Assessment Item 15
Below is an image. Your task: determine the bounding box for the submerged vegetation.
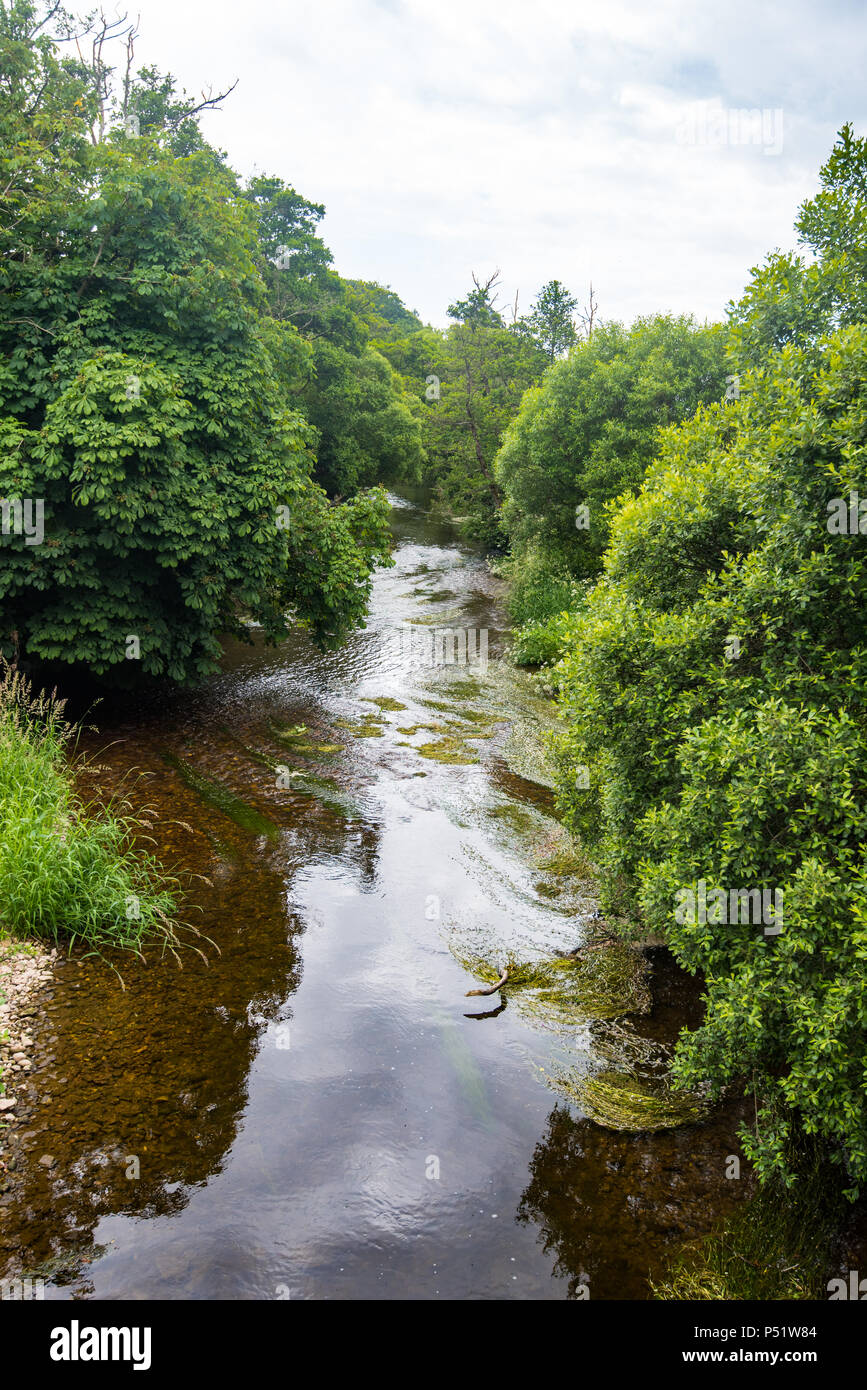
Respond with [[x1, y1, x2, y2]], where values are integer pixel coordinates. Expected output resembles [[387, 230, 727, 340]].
[[451, 943, 651, 1027], [653, 1138, 846, 1300]]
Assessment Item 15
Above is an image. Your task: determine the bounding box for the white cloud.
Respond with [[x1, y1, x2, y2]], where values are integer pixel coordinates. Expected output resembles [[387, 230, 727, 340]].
[[119, 0, 866, 326]]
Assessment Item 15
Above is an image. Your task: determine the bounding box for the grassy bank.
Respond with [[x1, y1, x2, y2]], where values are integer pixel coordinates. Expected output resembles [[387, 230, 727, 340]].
[[0, 664, 183, 958], [500, 549, 584, 668]]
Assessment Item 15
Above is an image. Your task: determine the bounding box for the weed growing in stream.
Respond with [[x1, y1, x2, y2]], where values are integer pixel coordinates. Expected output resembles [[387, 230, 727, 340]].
[[652, 1136, 846, 1299], [452, 944, 651, 1026]]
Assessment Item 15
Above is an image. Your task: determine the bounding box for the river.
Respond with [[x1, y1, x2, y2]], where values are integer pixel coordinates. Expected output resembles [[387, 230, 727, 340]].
[[0, 491, 751, 1300]]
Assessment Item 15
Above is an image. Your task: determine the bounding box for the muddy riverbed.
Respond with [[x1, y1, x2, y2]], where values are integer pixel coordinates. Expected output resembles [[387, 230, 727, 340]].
[[0, 492, 759, 1300]]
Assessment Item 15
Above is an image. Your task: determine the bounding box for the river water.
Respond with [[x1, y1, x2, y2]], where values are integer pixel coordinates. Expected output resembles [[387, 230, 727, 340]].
[[0, 491, 752, 1300]]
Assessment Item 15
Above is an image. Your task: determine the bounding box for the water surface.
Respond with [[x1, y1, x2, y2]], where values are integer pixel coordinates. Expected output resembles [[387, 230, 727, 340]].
[[0, 493, 752, 1300]]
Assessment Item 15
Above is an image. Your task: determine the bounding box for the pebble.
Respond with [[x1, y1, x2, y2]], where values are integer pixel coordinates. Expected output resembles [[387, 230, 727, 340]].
[[0, 940, 53, 1173]]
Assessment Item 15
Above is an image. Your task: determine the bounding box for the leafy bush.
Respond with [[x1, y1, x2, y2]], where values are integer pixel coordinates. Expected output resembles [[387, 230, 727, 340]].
[[553, 321, 867, 1189]]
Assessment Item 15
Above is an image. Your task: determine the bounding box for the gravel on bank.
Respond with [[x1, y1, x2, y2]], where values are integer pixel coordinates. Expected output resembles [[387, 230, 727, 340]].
[[0, 938, 56, 1137]]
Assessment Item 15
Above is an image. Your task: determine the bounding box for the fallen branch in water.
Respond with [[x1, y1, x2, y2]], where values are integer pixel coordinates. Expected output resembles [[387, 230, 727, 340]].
[[465, 966, 509, 997]]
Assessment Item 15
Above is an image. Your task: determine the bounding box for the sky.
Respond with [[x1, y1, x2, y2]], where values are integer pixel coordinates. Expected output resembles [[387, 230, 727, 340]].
[[91, 0, 867, 328]]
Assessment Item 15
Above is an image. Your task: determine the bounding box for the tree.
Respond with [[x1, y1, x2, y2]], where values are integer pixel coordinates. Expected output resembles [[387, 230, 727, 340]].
[[551, 130, 867, 1190], [0, 1, 393, 683], [728, 123, 867, 371], [243, 175, 423, 497], [496, 314, 728, 578], [518, 279, 578, 361]]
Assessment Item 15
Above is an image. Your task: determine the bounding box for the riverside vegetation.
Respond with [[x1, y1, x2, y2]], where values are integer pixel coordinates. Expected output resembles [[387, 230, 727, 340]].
[[1, 0, 865, 1299]]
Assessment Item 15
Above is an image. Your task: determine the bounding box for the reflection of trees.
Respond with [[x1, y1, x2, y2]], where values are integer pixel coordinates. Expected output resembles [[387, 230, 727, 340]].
[[517, 1099, 754, 1300], [0, 722, 382, 1288]]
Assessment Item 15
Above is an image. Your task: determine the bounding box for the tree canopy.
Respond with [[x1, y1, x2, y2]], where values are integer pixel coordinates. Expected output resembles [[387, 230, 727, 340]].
[[0, 0, 409, 682]]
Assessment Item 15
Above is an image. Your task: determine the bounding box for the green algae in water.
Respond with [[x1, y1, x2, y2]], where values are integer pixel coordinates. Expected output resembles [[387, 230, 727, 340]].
[[405, 612, 467, 627], [444, 720, 493, 740], [272, 723, 308, 742], [270, 724, 342, 756], [162, 753, 281, 839], [397, 720, 491, 743], [422, 700, 499, 727], [548, 1019, 707, 1132], [416, 737, 479, 765], [360, 697, 407, 713], [420, 589, 459, 603], [487, 803, 538, 834], [502, 719, 557, 790], [438, 1018, 492, 1125], [537, 841, 596, 878], [451, 945, 651, 1026], [221, 732, 357, 816], [552, 1070, 709, 1132], [440, 678, 483, 701], [276, 768, 362, 819], [335, 714, 385, 739]]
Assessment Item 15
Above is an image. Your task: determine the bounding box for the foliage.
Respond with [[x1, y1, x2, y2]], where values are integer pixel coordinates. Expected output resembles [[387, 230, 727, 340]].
[[505, 548, 584, 667], [0, 1, 397, 684], [496, 314, 729, 578], [728, 122, 867, 371], [516, 279, 579, 361], [415, 278, 544, 544], [302, 340, 423, 496], [552, 304, 867, 1185], [244, 176, 424, 496]]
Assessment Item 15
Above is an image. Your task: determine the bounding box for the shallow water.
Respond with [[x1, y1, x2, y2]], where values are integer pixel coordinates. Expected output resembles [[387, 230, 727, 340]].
[[0, 492, 754, 1300]]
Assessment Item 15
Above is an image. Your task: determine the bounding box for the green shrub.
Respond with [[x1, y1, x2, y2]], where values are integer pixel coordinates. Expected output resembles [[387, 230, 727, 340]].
[[506, 550, 584, 667], [553, 323, 867, 1189]]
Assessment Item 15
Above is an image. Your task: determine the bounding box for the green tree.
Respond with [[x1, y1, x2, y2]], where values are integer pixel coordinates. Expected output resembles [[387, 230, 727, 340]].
[[496, 314, 728, 578], [518, 279, 579, 361], [244, 175, 423, 496], [400, 273, 542, 545], [728, 123, 867, 370], [551, 130, 867, 1189], [0, 2, 393, 683]]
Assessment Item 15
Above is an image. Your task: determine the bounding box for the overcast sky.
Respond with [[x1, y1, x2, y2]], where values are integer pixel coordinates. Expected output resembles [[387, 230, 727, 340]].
[[113, 0, 865, 328]]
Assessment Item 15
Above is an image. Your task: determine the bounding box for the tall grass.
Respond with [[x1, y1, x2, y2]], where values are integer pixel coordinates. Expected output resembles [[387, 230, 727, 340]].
[[504, 548, 585, 668], [0, 663, 186, 959]]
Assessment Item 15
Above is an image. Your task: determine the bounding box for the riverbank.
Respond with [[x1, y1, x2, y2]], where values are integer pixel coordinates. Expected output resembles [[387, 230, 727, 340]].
[[0, 938, 56, 1143]]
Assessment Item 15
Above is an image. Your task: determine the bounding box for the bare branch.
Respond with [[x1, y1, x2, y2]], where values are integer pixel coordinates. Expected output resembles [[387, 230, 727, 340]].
[[580, 281, 599, 339], [166, 79, 239, 129]]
